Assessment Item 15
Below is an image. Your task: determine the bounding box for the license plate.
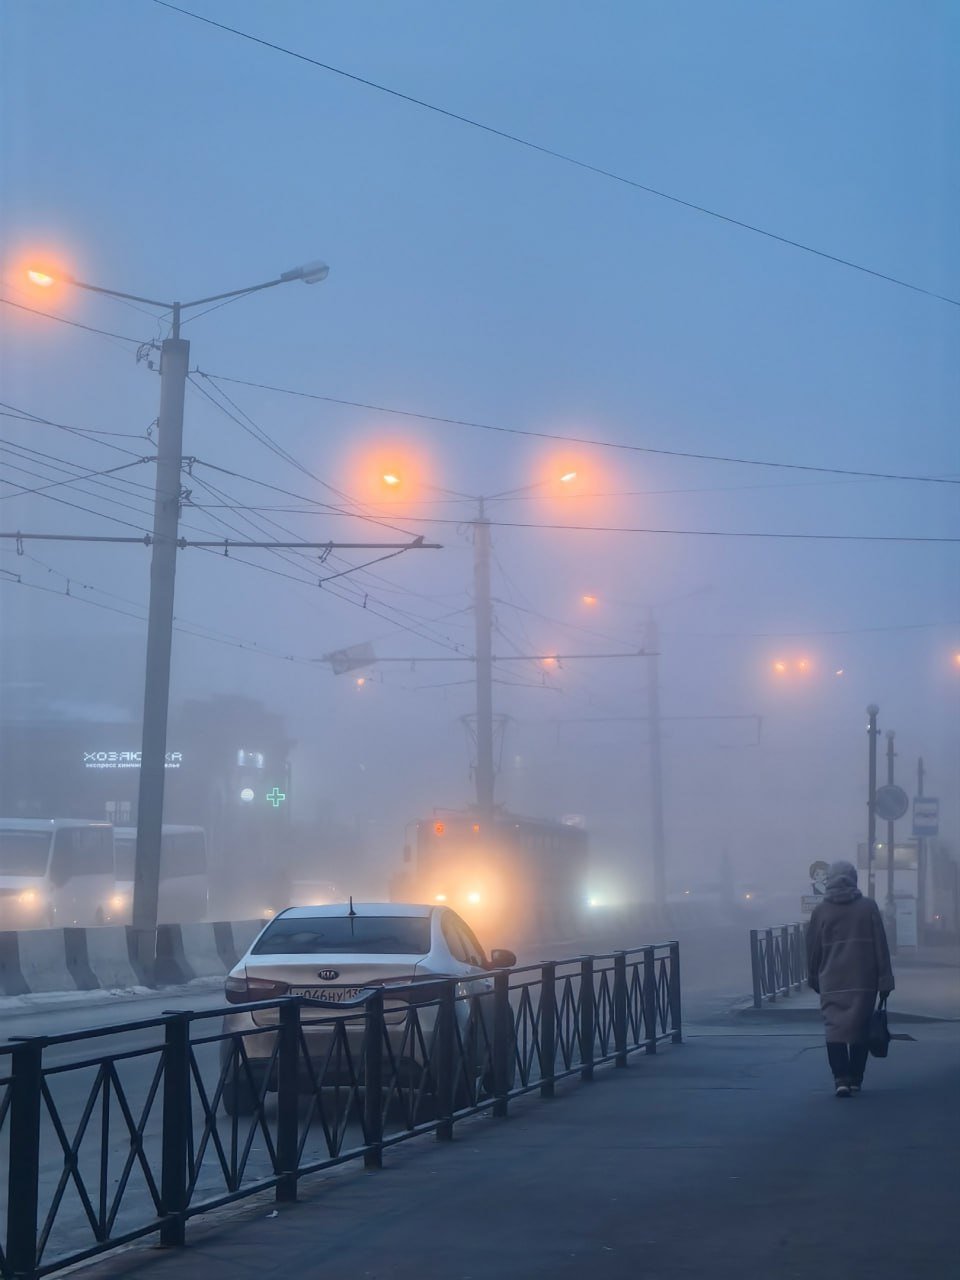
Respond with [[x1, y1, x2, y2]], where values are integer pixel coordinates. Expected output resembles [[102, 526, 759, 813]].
[[291, 986, 365, 1003]]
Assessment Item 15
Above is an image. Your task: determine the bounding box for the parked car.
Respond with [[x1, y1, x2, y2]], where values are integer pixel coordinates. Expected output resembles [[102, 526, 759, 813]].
[[220, 901, 516, 1115]]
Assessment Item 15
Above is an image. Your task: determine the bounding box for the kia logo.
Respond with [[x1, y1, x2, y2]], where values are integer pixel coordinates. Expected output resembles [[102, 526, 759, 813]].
[[318, 969, 339, 980]]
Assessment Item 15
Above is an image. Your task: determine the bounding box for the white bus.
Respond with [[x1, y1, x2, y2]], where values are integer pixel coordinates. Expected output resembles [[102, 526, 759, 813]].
[[0, 819, 115, 928], [112, 826, 208, 924]]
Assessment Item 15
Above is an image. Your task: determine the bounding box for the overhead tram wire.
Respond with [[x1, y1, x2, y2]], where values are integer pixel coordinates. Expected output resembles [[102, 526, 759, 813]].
[[188, 376, 472, 636], [0, 406, 155, 461], [183, 468, 470, 654], [200, 374, 960, 488], [0, 564, 319, 666], [152, 0, 959, 309], [187, 373, 418, 536], [0, 457, 154, 500]]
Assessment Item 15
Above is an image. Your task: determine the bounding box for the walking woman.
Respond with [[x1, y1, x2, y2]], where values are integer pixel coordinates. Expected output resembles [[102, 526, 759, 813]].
[[805, 860, 895, 1097]]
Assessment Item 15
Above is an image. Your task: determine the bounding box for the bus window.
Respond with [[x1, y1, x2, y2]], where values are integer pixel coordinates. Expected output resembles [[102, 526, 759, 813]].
[[161, 829, 207, 877], [52, 825, 114, 878], [0, 828, 52, 876]]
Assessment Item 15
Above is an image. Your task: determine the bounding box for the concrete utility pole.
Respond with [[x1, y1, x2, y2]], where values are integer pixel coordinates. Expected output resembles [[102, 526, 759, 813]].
[[916, 756, 926, 940], [131, 305, 188, 959], [866, 704, 880, 899], [472, 500, 496, 821], [30, 260, 331, 975], [645, 613, 666, 909], [884, 730, 898, 951]]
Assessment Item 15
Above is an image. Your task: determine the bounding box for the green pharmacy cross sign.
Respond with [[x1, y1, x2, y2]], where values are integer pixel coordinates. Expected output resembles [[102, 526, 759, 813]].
[[266, 787, 287, 808]]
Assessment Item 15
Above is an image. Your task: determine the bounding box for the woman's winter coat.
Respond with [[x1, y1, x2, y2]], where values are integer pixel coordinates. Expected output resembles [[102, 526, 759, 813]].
[[805, 895, 895, 1043]]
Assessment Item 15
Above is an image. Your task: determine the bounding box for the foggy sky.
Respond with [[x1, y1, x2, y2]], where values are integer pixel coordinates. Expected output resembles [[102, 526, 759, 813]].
[[1, 1, 957, 895]]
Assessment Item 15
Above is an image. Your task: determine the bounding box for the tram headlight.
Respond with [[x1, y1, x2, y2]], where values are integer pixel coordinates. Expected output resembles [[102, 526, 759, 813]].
[[466, 891, 482, 905]]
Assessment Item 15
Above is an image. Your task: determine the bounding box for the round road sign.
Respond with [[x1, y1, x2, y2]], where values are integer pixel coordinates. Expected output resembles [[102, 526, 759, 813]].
[[873, 784, 909, 822]]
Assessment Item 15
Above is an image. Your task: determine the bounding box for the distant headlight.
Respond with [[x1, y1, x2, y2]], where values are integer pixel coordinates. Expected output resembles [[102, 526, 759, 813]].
[[109, 894, 128, 911], [434, 893, 447, 903], [18, 890, 41, 906], [466, 891, 481, 905]]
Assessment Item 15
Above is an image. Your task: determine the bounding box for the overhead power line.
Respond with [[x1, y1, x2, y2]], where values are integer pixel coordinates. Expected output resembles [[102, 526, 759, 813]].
[[202, 373, 960, 488], [416, 517, 960, 544], [0, 456, 154, 500], [152, 0, 960, 309], [182, 453, 957, 545], [0, 295, 143, 344]]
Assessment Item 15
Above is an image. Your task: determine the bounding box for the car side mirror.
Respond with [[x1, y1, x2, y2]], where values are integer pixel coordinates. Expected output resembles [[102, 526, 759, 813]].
[[489, 948, 517, 969]]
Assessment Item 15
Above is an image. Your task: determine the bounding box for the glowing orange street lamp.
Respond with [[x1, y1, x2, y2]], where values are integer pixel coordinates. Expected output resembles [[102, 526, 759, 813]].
[[582, 594, 598, 606], [560, 471, 577, 483], [382, 473, 401, 487], [22, 256, 330, 953]]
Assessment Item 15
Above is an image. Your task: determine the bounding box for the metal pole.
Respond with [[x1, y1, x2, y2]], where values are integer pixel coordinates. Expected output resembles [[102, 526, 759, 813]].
[[473, 502, 495, 820], [885, 731, 898, 951], [132, 304, 189, 973], [646, 613, 666, 908], [916, 756, 926, 941], [866, 704, 880, 899]]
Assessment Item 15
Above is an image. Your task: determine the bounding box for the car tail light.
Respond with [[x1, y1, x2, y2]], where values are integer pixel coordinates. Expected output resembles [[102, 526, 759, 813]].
[[388, 976, 448, 1007], [224, 974, 290, 1004]]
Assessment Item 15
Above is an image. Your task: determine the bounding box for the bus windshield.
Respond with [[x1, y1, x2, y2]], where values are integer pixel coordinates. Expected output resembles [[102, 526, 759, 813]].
[[0, 829, 53, 876]]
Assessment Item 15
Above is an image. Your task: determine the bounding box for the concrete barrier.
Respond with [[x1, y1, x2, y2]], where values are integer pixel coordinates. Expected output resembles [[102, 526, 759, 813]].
[[0, 931, 28, 996], [213, 920, 239, 971], [64, 927, 100, 990], [0, 918, 270, 997], [86, 925, 144, 989], [230, 919, 267, 959], [179, 923, 228, 978], [17, 929, 78, 994], [154, 924, 195, 986]]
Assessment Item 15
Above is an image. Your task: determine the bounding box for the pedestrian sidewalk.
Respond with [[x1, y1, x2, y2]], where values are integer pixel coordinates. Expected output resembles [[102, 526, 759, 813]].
[[739, 944, 959, 1024], [75, 1014, 959, 1280]]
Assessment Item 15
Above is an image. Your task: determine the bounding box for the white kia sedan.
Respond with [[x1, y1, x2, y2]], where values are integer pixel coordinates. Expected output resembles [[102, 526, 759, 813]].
[[220, 902, 516, 1114]]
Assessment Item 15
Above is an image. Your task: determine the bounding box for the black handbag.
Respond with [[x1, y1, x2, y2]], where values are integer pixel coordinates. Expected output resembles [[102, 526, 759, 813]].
[[868, 995, 891, 1058]]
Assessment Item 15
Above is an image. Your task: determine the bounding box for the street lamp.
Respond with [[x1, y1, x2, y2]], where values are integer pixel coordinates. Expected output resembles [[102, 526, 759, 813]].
[[27, 259, 329, 971]]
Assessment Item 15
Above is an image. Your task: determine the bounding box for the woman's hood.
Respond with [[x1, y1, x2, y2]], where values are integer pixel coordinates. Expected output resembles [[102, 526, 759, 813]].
[[824, 860, 862, 905]]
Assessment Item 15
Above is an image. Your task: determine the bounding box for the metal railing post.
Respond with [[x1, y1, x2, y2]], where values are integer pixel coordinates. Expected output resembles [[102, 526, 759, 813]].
[[435, 979, 456, 1142], [160, 1013, 190, 1247], [275, 1001, 300, 1201], [613, 953, 628, 1067], [539, 962, 557, 1097], [780, 926, 791, 996], [795, 924, 805, 991], [643, 947, 658, 1054], [579, 956, 595, 1080], [492, 969, 511, 1117], [363, 990, 384, 1169], [765, 927, 777, 1002], [668, 941, 682, 1044], [6, 1038, 43, 1280], [749, 929, 762, 1007]]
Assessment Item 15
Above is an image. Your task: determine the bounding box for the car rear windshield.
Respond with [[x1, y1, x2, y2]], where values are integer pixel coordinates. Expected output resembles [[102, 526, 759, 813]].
[[252, 915, 431, 955]]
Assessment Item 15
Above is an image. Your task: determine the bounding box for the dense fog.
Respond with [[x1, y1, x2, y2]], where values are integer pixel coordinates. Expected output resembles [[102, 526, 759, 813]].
[[1, 1, 956, 928]]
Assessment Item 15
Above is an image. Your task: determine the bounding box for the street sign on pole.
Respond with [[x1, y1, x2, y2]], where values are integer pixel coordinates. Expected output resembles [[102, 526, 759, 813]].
[[873, 784, 908, 822], [912, 796, 939, 837]]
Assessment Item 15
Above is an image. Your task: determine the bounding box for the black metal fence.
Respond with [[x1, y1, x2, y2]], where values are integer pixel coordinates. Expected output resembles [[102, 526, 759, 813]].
[[0, 943, 680, 1279], [749, 924, 808, 1007]]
